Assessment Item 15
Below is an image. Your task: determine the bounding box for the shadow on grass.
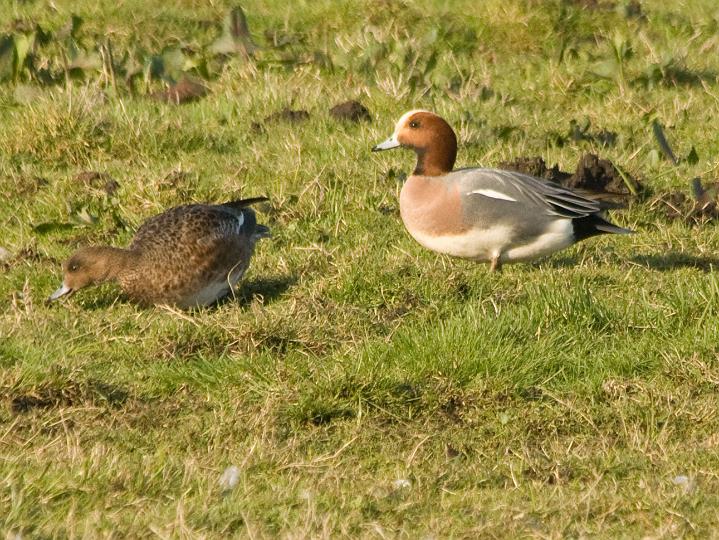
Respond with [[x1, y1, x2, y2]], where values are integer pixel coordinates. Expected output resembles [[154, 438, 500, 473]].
[[52, 287, 124, 311], [51, 274, 296, 311], [226, 274, 297, 307], [539, 256, 581, 269], [631, 253, 719, 272], [537, 253, 719, 272], [11, 378, 130, 414]]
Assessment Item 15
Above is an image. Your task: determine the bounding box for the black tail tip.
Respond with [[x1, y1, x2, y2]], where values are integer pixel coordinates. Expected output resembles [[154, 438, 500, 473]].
[[596, 224, 635, 235]]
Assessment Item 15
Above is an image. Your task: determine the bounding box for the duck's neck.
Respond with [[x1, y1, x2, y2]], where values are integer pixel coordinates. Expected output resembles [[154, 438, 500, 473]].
[[92, 246, 136, 283], [413, 135, 457, 176]]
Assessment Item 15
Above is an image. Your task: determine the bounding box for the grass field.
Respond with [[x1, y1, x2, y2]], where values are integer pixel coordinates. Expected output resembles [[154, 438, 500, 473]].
[[2, 0, 719, 537]]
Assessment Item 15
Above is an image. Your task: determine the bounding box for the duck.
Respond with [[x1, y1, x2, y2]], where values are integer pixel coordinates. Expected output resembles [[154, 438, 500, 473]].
[[372, 110, 632, 271], [48, 197, 270, 308]]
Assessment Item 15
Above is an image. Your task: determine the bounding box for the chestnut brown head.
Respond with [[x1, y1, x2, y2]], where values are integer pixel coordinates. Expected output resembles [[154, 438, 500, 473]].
[[372, 110, 458, 176]]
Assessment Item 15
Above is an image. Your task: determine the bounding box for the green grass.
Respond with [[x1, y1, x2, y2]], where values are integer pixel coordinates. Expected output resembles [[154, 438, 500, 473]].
[[2, 0, 719, 536]]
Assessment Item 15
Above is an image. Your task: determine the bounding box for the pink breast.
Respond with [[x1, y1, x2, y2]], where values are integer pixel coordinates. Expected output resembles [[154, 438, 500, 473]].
[[399, 176, 468, 236]]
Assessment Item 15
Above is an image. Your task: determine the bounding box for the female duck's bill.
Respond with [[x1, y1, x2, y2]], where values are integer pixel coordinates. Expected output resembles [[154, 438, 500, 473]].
[[372, 110, 633, 271], [47, 197, 271, 308], [48, 283, 73, 301]]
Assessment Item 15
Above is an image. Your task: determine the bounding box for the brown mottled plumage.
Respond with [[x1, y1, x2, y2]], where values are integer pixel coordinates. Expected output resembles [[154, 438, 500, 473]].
[[49, 198, 270, 308]]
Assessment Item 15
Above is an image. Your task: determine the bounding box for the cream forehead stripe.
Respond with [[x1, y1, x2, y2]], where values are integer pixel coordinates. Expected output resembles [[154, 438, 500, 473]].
[[393, 109, 433, 135]]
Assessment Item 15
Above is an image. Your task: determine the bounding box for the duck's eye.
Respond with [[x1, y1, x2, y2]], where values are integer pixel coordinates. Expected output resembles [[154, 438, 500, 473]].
[[69, 263, 79, 272], [409, 120, 420, 129]]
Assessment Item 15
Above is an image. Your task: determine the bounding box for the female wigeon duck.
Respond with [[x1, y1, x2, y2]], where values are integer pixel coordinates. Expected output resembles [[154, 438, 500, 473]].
[[372, 110, 632, 271], [49, 197, 270, 308]]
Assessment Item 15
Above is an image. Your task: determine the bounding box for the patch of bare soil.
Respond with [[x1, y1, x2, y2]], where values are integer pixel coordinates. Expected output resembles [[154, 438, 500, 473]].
[[75, 171, 120, 195], [252, 108, 310, 132], [6, 175, 49, 197], [650, 178, 719, 224]]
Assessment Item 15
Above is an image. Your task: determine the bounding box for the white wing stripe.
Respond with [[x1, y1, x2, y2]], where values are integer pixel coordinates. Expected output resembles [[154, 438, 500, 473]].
[[469, 189, 517, 202]]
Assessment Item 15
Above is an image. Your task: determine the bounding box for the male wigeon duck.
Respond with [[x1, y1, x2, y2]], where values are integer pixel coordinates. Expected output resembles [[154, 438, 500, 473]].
[[372, 110, 632, 271], [49, 197, 270, 308]]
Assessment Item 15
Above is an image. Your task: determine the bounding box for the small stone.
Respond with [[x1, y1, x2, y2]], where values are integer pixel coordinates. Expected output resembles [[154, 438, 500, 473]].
[[672, 475, 697, 494], [392, 478, 411, 490], [218, 465, 240, 492], [0, 246, 11, 263]]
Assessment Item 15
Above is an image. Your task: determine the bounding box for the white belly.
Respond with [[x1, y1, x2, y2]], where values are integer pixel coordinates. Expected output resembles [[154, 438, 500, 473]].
[[178, 270, 245, 308], [503, 219, 574, 262], [407, 225, 512, 260], [405, 218, 574, 263]]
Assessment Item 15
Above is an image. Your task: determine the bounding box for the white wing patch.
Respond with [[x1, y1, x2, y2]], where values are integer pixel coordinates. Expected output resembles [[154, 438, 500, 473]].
[[203, 211, 246, 242], [224, 211, 245, 236], [469, 189, 517, 202]]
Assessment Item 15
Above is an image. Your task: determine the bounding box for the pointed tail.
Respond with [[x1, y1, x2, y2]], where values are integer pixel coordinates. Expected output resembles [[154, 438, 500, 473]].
[[595, 222, 634, 235], [222, 196, 269, 210]]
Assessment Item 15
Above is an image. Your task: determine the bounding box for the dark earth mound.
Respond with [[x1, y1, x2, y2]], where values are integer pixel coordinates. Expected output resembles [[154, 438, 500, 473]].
[[565, 153, 633, 194], [329, 100, 371, 123], [498, 156, 571, 184], [498, 153, 640, 196], [152, 77, 208, 104]]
